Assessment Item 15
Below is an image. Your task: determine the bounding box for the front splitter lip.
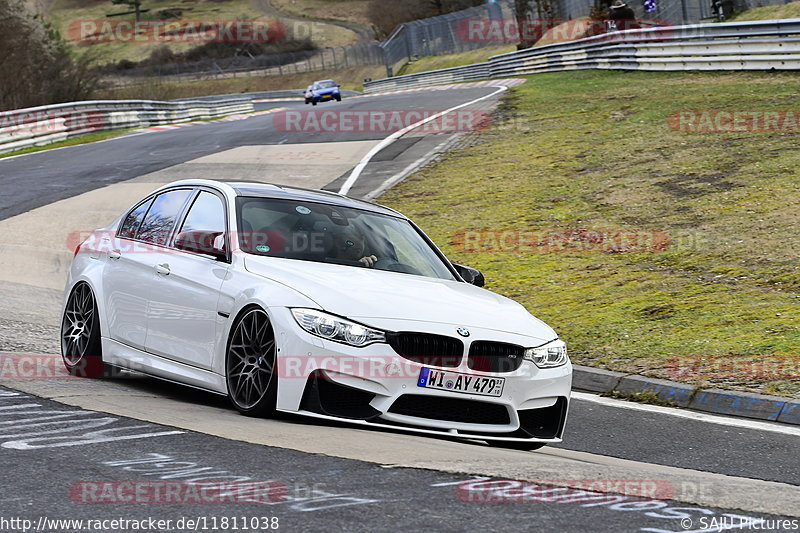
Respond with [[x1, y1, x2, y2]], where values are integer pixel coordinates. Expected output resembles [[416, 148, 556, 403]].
[[281, 408, 563, 444]]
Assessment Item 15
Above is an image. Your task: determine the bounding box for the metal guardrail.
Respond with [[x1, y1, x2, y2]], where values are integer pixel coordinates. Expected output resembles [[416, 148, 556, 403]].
[[0, 98, 253, 155], [363, 19, 800, 93], [363, 62, 491, 93], [176, 89, 361, 102]]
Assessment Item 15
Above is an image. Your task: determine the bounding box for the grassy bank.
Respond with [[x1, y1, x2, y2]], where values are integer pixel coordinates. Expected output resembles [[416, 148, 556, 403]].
[[271, 0, 371, 27], [398, 46, 515, 76], [96, 64, 384, 99], [48, 0, 360, 65], [379, 70, 800, 398], [0, 129, 135, 159], [728, 0, 800, 20]]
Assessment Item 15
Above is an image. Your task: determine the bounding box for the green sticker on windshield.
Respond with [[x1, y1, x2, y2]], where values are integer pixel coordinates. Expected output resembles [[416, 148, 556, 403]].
[[255, 244, 270, 253], [295, 206, 311, 215]]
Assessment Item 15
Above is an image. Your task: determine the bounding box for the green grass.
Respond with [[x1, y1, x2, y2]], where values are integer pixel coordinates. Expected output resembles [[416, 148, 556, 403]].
[[398, 46, 516, 76], [270, 0, 372, 27], [728, 0, 800, 21], [0, 128, 135, 159], [48, 0, 360, 65], [96, 64, 384, 99], [379, 70, 800, 398]]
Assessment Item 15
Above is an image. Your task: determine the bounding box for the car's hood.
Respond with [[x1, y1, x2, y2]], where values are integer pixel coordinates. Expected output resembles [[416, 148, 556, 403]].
[[313, 87, 338, 95], [244, 256, 556, 341]]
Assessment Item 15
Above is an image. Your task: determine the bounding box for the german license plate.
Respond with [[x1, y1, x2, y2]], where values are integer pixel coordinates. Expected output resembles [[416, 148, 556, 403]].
[[417, 368, 504, 397]]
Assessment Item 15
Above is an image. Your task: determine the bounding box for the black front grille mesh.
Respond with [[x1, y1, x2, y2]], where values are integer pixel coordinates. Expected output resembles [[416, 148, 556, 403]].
[[387, 332, 463, 368], [389, 394, 510, 425], [467, 341, 525, 373]]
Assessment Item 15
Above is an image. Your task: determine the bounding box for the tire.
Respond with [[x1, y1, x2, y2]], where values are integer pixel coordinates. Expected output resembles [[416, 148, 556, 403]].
[[488, 440, 546, 451], [61, 282, 106, 378], [335, 95, 341, 102], [226, 307, 278, 417], [311, 100, 317, 106], [304, 98, 310, 104]]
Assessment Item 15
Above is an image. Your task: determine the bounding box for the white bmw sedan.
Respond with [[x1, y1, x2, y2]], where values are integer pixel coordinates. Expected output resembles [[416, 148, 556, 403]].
[[62, 179, 571, 450]]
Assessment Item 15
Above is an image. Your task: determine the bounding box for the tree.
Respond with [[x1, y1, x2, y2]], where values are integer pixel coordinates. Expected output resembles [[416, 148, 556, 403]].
[[0, 0, 97, 110]]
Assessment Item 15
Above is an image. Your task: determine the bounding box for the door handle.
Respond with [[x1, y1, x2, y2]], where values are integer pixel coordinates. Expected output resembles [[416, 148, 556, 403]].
[[155, 263, 170, 276], [108, 249, 121, 260]]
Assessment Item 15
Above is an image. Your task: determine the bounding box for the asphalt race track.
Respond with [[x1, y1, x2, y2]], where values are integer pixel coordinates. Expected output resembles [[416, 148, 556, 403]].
[[0, 85, 797, 532]]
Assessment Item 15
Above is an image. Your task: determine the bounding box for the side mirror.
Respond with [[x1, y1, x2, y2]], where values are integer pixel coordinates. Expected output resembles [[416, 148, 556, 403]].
[[174, 231, 226, 260], [453, 263, 485, 287]]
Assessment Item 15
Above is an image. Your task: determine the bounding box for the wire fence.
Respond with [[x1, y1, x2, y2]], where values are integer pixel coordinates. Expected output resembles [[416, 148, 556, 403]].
[[112, 1, 516, 85], [383, 0, 515, 71], [110, 0, 789, 86], [111, 43, 387, 86]]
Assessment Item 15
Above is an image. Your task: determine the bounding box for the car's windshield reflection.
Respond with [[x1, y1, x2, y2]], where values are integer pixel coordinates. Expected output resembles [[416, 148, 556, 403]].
[[236, 197, 454, 280]]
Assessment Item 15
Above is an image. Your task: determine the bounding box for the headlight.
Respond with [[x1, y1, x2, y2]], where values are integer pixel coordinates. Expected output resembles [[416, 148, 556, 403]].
[[524, 339, 568, 368], [291, 308, 385, 347]]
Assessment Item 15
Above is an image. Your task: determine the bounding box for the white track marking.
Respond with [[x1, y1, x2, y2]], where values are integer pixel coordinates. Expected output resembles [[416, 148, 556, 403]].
[[337, 85, 509, 195], [572, 391, 800, 437]]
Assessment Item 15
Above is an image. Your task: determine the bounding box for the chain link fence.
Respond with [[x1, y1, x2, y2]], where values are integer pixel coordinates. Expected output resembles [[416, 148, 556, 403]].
[[111, 43, 387, 86], [112, 1, 516, 85], [110, 0, 787, 86], [383, 0, 515, 68]]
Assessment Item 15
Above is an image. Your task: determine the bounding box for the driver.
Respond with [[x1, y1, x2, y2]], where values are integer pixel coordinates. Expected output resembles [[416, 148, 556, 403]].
[[332, 229, 377, 267]]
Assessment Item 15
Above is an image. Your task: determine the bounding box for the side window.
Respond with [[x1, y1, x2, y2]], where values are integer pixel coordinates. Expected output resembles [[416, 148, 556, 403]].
[[136, 189, 192, 246], [178, 191, 226, 236], [118, 198, 153, 239]]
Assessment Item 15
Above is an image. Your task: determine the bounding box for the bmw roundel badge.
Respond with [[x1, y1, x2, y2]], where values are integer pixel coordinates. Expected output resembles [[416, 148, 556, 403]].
[[456, 327, 470, 337]]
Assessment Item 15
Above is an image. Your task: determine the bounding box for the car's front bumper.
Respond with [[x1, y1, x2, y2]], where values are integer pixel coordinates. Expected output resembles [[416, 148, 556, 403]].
[[269, 308, 571, 443]]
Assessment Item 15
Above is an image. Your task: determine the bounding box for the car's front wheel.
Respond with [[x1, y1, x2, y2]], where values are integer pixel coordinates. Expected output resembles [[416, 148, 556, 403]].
[[61, 282, 105, 378], [311, 100, 317, 106], [226, 307, 278, 417]]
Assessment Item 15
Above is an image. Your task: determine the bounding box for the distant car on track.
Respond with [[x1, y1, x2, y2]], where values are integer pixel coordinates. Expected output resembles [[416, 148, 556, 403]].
[[304, 79, 342, 105], [61, 180, 571, 450]]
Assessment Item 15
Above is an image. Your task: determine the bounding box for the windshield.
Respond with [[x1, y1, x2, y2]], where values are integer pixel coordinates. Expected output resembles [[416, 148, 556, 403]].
[[236, 197, 455, 280], [314, 81, 336, 89]]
